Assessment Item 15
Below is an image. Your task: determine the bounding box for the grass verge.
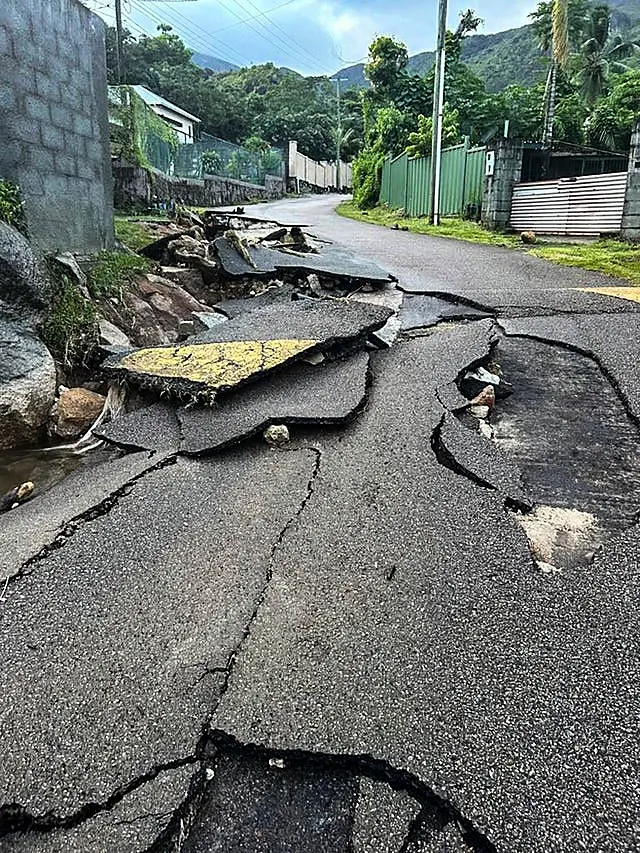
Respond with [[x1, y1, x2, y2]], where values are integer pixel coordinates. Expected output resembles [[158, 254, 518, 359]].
[[337, 201, 520, 248], [338, 201, 640, 285], [530, 240, 640, 285]]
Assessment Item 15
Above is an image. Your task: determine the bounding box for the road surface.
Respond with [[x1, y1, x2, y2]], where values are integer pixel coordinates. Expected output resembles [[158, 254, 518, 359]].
[[1, 195, 640, 853]]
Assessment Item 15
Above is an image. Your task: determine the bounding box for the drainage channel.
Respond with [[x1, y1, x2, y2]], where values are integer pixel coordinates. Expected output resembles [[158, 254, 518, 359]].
[[458, 334, 640, 571]]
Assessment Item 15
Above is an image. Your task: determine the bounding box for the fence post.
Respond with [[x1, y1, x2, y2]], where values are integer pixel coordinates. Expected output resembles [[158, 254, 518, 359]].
[[460, 135, 470, 215], [482, 138, 524, 231], [621, 120, 640, 242]]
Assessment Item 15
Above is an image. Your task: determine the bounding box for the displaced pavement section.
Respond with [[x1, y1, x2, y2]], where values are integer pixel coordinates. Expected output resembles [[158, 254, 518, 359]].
[[179, 353, 370, 456], [209, 328, 640, 852], [0, 447, 318, 843], [102, 300, 391, 400]]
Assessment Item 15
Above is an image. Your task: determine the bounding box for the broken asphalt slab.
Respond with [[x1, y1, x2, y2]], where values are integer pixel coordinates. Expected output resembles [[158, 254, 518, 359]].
[[102, 300, 392, 399], [213, 236, 395, 286], [0, 447, 318, 831], [435, 412, 532, 510], [0, 450, 170, 584], [399, 294, 493, 331], [179, 353, 370, 456], [95, 402, 182, 454], [500, 313, 640, 422], [3, 765, 194, 853], [209, 327, 640, 852]]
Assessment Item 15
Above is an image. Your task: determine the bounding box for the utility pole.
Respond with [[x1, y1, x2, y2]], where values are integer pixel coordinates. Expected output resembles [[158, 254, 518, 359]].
[[115, 0, 124, 83], [332, 76, 348, 192], [429, 0, 448, 225]]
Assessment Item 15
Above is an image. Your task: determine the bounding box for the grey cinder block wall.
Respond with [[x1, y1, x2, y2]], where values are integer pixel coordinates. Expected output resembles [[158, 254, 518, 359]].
[[0, 0, 114, 251], [621, 120, 640, 242], [482, 139, 524, 231]]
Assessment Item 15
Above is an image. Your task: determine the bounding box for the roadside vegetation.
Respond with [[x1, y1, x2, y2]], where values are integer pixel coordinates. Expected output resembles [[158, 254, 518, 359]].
[[337, 202, 520, 247], [338, 201, 640, 284], [531, 239, 640, 283], [351, 3, 640, 210]]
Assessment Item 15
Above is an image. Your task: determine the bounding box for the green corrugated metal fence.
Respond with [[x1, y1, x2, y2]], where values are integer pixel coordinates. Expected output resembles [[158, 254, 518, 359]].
[[380, 141, 486, 217]]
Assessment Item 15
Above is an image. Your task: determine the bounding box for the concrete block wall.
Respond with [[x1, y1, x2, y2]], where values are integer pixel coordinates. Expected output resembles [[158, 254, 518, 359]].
[[482, 139, 524, 231], [0, 0, 114, 251], [621, 121, 640, 242]]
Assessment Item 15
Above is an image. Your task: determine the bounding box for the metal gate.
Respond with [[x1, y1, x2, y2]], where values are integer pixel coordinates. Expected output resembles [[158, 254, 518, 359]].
[[510, 172, 628, 236]]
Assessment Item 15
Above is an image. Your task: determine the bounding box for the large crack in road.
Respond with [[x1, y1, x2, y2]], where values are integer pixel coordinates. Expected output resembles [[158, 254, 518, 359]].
[[4, 197, 640, 852]]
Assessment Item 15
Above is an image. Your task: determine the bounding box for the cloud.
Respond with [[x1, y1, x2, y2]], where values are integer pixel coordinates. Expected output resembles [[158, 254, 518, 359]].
[[92, 0, 536, 75]]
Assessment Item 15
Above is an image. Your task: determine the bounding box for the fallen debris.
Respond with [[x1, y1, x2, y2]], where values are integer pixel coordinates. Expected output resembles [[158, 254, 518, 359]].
[[264, 424, 290, 447]]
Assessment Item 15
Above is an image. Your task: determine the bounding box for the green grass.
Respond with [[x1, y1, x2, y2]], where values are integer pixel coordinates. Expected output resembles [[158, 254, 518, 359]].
[[530, 240, 640, 285], [337, 201, 521, 248], [88, 251, 152, 300], [114, 216, 162, 252], [338, 201, 640, 285]]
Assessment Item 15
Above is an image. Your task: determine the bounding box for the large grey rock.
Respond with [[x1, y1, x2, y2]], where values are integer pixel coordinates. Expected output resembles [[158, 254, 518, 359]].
[[0, 221, 52, 316], [0, 314, 56, 450]]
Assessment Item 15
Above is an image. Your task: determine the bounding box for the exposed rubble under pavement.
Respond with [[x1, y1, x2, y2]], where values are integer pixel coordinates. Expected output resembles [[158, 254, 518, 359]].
[[3, 201, 640, 852]]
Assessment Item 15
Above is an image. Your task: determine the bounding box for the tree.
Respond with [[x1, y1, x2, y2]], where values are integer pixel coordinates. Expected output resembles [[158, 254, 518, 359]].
[[364, 36, 409, 98], [530, 0, 589, 144], [405, 109, 460, 159], [585, 68, 640, 150], [578, 5, 640, 104]]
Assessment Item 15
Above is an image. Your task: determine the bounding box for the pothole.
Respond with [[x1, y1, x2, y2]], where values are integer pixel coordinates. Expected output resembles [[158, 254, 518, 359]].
[[490, 336, 640, 570]]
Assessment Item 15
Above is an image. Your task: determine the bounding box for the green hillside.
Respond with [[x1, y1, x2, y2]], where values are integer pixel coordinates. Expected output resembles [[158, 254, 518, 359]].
[[337, 0, 640, 92]]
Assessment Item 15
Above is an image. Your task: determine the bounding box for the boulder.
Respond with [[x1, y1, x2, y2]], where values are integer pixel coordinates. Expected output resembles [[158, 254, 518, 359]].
[[0, 313, 56, 449], [102, 274, 210, 347], [0, 221, 52, 317], [53, 387, 106, 438], [99, 317, 131, 348]]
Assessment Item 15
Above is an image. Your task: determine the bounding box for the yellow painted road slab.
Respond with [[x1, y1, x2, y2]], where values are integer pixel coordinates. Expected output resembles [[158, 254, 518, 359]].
[[578, 287, 640, 304], [115, 339, 319, 395]]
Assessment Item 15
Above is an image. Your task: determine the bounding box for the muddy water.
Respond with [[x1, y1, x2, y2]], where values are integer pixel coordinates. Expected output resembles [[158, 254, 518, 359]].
[[0, 447, 89, 499]]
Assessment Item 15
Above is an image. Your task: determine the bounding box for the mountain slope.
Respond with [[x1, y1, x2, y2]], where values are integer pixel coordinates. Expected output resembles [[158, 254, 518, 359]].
[[190, 51, 239, 74], [336, 0, 640, 92]]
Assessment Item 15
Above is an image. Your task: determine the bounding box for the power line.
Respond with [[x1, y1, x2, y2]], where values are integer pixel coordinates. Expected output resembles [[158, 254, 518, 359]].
[[126, 0, 254, 66], [151, 0, 323, 72], [225, 0, 330, 70]]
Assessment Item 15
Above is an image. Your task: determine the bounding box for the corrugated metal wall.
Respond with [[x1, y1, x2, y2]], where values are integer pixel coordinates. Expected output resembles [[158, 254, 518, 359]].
[[380, 143, 486, 216], [510, 172, 628, 236]]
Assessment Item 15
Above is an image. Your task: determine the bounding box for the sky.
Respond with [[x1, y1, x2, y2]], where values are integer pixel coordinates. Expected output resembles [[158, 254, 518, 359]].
[[90, 0, 537, 76]]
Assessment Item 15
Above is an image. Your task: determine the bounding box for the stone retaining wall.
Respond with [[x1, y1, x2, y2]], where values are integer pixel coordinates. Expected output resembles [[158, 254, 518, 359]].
[[113, 162, 285, 210]]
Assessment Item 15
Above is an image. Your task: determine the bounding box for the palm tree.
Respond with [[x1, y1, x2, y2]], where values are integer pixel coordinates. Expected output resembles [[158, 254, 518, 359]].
[[541, 0, 571, 144], [578, 5, 640, 104], [530, 0, 588, 145]]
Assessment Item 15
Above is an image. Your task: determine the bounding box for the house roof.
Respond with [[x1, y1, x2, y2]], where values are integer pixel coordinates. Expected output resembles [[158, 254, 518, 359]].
[[131, 85, 201, 123]]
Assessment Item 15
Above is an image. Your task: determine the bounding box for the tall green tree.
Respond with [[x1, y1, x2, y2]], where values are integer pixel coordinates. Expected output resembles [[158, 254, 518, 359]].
[[578, 4, 640, 103]]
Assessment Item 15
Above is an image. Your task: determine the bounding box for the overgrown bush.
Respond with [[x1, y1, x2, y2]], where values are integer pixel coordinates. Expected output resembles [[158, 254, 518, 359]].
[[0, 179, 26, 233], [352, 147, 385, 209], [42, 273, 98, 368]]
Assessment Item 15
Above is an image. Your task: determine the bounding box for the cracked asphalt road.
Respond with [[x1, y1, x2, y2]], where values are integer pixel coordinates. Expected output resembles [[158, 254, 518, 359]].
[[2, 195, 640, 852]]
